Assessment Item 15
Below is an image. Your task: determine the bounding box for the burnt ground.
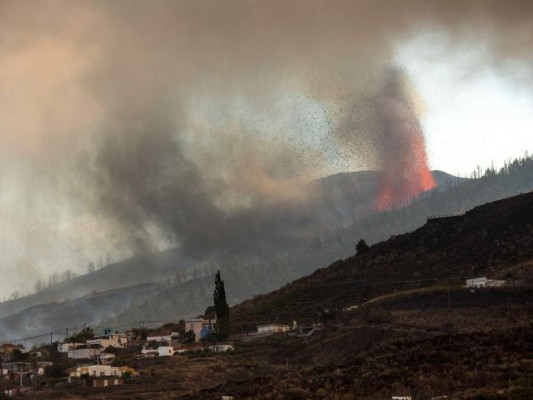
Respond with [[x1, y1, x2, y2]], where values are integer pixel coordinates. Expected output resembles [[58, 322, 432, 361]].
[[23, 290, 533, 400], [20, 193, 533, 400]]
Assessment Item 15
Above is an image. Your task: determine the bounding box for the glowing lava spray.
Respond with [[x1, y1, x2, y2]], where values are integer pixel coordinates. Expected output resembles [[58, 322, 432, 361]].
[[375, 69, 436, 211]]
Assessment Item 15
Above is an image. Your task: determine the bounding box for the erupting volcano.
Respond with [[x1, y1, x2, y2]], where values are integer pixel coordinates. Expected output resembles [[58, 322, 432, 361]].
[[375, 69, 436, 211]]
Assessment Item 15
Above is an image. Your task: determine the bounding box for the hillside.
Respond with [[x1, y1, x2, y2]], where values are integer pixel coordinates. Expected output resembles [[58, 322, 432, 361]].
[[101, 164, 533, 329], [2, 160, 532, 338], [232, 190, 533, 326], [0, 248, 197, 319], [18, 192, 533, 400], [0, 283, 166, 342], [0, 170, 458, 320]]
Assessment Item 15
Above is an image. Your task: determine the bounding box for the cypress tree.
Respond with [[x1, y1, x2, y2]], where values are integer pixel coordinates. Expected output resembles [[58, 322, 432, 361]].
[[213, 270, 230, 339]]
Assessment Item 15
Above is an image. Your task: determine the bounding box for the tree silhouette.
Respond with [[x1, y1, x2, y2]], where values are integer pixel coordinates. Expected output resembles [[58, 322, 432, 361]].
[[355, 239, 370, 256], [69, 325, 95, 343], [213, 270, 230, 340]]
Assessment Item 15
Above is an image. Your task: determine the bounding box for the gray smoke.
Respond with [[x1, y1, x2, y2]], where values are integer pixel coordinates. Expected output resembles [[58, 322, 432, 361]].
[[1, 0, 533, 291]]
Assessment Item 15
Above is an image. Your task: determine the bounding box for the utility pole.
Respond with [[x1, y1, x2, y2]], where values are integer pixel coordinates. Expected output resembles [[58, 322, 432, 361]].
[[66, 328, 69, 341], [50, 332, 53, 345]]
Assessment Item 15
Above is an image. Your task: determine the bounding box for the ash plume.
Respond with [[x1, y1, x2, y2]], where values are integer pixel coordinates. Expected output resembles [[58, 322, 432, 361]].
[[1, 0, 533, 292]]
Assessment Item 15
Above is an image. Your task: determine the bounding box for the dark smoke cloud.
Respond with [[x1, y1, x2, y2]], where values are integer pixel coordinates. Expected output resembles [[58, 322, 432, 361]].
[[89, 119, 232, 256], [2, 0, 533, 288]]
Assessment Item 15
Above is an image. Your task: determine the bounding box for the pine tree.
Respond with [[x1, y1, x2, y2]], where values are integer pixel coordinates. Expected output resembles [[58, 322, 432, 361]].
[[213, 270, 230, 339], [355, 239, 370, 256]]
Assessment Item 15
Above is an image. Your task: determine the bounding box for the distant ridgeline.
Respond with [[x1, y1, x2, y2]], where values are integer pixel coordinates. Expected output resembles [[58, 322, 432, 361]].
[[103, 153, 533, 328], [1, 153, 532, 339]]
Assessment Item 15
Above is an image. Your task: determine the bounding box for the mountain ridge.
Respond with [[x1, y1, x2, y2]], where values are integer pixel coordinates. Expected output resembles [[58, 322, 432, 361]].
[[1, 161, 532, 340]]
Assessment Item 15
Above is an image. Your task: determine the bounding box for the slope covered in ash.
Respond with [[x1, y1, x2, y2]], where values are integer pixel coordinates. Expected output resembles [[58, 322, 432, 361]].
[[232, 190, 533, 326]]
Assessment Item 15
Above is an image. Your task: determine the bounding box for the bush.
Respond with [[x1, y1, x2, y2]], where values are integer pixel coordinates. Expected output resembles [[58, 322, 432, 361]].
[[44, 364, 66, 378]]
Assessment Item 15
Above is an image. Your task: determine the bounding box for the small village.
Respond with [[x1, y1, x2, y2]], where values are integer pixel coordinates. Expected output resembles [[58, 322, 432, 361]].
[[0, 311, 320, 398], [0, 276, 511, 399]]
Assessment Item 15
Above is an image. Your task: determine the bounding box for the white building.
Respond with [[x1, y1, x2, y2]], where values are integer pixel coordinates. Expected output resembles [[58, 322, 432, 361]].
[[67, 345, 102, 360], [69, 365, 134, 378], [257, 324, 291, 334], [57, 342, 84, 353], [465, 277, 506, 288], [140, 345, 174, 357], [86, 334, 128, 349], [157, 346, 174, 357], [209, 344, 234, 352], [146, 332, 175, 342], [184, 318, 204, 341]]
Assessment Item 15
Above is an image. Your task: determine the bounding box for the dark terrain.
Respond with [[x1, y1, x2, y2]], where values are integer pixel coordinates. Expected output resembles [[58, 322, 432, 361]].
[[232, 191, 533, 327], [22, 191, 533, 400]]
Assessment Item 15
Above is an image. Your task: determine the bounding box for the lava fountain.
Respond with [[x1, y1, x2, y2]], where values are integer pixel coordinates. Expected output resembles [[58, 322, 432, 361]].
[[375, 69, 436, 211]]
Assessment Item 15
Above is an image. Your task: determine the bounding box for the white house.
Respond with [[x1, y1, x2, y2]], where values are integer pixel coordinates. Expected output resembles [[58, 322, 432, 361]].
[[257, 324, 291, 334], [146, 332, 180, 342], [86, 334, 128, 349], [184, 318, 203, 341], [57, 342, 84, 353], [69, 365, 135, 378], [157, 346, 174, 357], [209, 344, 234, 352], [465, 277, 506, 288], [140, 345, 174, 357], [67, 345, 102, 360]]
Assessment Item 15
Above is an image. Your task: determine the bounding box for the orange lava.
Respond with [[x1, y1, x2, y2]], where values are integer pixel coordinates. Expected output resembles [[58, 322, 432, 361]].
[[375, 129, 436, 211]]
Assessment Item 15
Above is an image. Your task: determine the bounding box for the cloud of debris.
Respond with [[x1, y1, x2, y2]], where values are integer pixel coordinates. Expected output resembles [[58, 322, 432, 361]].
[[1, 0, 533, 292]]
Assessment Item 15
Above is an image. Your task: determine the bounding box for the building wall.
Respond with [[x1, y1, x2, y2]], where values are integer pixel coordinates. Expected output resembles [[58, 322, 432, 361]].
[[67, 348, 101, 360], [87, 334, 127, 349], [157, 346, 174, 356], [466, 277, 506, 288], [257, 324, 290, 334], [209, 345, 234, 352], [71, 365, 134, 378], [86, 378, 124, 387], [185, 319, 203, 342], [147, 335, 172, 342]]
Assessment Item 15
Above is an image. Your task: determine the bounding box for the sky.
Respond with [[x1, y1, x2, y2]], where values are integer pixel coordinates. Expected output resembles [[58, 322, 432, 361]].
[[0, 0, 532, 299], [396, 32, 533, 174]]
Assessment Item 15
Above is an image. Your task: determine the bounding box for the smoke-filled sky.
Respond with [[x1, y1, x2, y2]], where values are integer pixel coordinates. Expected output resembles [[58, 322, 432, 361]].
[[1, 0, 532, 298]]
